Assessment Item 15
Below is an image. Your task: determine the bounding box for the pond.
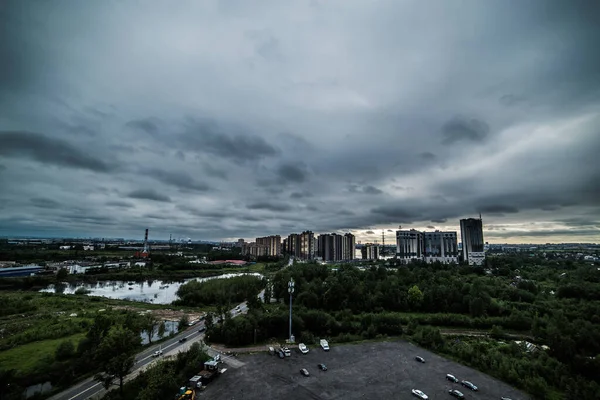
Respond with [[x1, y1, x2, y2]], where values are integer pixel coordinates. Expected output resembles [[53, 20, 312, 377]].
[[40, 272, 263, 304]]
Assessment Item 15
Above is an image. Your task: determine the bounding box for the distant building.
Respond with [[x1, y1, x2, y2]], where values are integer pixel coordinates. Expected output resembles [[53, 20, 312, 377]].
[[361, 243, 379, 260], [236, 238, 245, 248], [317, 233, 355, 261], [460, 218, 485, 266], [243, 235, 281, 257], [396, 229, 458, 264], [284, 231, 315, 260], [423, 231, 458, 264], [396, 229, 424, 263]]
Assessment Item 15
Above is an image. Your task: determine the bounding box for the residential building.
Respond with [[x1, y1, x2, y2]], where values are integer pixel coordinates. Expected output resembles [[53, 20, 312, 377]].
[[255, 235, 281, 257], [284, 231, 315, 260], [342, 233, 356, 261], [396, 229, 424, 262], [361, 243, 379, 260], [423, 231, 458, 264], [460, 218, 485, 266], [397, 229, 458, 264], [317, 233, 356, 262]]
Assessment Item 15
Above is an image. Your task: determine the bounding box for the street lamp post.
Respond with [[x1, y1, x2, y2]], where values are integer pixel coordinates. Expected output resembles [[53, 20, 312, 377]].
[[288, 278, 295, 343]]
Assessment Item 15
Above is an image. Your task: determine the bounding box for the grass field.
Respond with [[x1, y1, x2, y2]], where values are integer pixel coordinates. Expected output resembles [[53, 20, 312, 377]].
[[0, 333, 85, 375]]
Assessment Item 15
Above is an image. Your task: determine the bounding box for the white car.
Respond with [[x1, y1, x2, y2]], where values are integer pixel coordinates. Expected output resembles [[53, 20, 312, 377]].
[[299, 343, 309, 354], [152, 350, 163, 357], [320, 339, 329, 351], [412, 389, 428, 400]]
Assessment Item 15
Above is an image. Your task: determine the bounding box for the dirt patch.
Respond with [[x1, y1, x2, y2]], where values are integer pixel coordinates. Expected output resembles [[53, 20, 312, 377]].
[[110, 305, 205, 322]]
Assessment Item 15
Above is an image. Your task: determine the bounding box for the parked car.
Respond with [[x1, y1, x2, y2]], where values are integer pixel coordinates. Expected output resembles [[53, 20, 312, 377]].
[[415, 356, 425, 363], [278, 350, 284, 359], [448, 389, 465, 398], [501, 397, 513, 400], [318, 363, 328, 371], [411, 389, 428, 399], [460, 381, 478, 391], [179, 337, 187, 343], [300, 368, 310, 377], [446, 374, 459, 383], [299, 343, 309, 354]]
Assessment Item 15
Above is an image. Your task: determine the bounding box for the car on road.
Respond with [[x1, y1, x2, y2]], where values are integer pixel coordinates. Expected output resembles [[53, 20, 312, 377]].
[[300, 368, 310, 377], [460, 380, 478, 391], [446, 374, 459, 383], [235, 305, 241, 312], [415, 356, 425, 363], [448, 389, 465, 398], [299, 343, 309, 354], [152, 349, 163, 357], [317, 363, 327, 371], [198, 327, 206, 333], [179, 337, 187, 343], [501, 397, 513, 400], [411, 389, 428, 399]]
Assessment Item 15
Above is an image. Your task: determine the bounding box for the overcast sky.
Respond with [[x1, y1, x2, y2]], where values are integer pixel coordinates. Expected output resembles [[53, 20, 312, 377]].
[[1, 0, 599, 244]]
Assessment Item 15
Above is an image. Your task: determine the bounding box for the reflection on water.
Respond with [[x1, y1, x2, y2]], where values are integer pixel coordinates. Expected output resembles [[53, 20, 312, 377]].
[[40, 273, 262, 304]]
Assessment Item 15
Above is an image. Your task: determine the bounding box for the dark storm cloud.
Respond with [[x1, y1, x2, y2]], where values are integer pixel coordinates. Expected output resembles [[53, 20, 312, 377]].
[[441, 117, 490, 144], [247, 202, 292, 212], [499, 94, 527, 107], [0, 131, 112, 172], [106, 200, 135, 208], [2, 1, 600, 242], [30, 197, 61, 209], [365, 231, 375, 235], [363, 185, 383, 195], [419, 152, 436, 160], [126, 118, 161, 137], [426, 225, 436, 229], [477, 205, 520, 215], [180, 118, 279, 162], [145, 168, 211, 192], [128, 189, 171, 202], [277, 163, 308, 183]]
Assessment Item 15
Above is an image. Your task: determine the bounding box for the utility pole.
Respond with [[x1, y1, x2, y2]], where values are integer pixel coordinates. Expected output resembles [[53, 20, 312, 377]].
[[288, 278, 295, 343]]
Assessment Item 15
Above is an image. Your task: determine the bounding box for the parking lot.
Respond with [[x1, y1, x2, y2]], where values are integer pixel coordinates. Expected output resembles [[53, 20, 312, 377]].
[[201, 340, 529, 400]]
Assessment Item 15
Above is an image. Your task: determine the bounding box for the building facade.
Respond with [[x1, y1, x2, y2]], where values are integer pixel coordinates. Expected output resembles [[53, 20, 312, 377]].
[[317, 233, 355, 261], [361, 243, 379, 260], [243, 235, 281, 257], [460, 218, 485, 266], [284, 231, 315, 260], [396, 229, 458, 264], [396, 229, 424, 262]]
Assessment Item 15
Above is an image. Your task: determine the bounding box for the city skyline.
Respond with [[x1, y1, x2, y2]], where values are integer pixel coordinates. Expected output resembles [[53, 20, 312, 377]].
[[1, 1, 599, 244]]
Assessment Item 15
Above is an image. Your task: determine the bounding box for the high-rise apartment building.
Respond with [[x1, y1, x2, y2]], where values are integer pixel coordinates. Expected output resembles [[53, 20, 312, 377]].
[[299, 230, 315, 260], [361, 243, 379, 260], [343, 233, 356, 261], [256, 235, 281, 257], [396, 229, 458, 264], [317, 233, 355, 261], [423, 231, 458, 264], [460, 218, 485, 266], [396, 229, 424, 262]]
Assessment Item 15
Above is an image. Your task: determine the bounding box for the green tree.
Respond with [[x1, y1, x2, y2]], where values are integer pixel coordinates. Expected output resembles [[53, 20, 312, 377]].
[[135, 362, 179, 400], [408, 285, 424, 309], [94, 326, 141, 395], [143, 314, 162, 344], [56, 268, 68, 280], [55, 339, 75, 361], [178, 315, 189, 331]]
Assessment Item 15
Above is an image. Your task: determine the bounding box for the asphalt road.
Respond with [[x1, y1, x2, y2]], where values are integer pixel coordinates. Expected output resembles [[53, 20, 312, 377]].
[[48, 300, 251, 400], [201, 340, 530, 400]]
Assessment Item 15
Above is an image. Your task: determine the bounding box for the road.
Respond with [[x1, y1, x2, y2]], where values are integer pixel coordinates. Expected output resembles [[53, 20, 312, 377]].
[[48, 298, 256, 400]]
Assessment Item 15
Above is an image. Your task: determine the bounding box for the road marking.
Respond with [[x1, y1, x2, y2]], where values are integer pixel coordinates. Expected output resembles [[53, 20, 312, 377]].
[[67, 381, 101, 400]]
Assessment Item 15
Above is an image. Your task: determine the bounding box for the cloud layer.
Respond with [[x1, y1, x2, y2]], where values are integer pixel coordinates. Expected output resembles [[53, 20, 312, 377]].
[[1, 0, 599, 243]]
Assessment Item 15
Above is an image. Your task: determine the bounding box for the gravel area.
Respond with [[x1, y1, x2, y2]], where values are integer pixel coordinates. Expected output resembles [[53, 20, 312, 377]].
[[200, 340, 529, 400]]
